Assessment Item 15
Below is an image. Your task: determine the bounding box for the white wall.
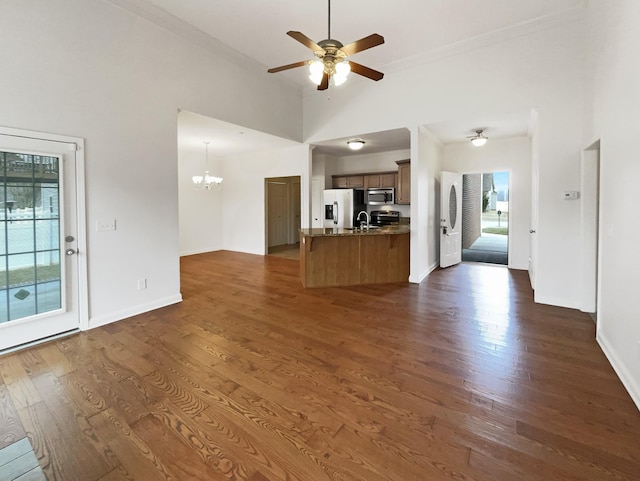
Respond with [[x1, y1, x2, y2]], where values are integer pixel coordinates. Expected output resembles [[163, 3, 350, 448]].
[[585, 0, 640, 410], [303, 14, 587, 310], [311, 152, 338, 191], [442, 136, 532, 270], [0, 0, 302, 327], [411, 127, 442, 280], [221, 145, 311, 255], [334, 149, 411, 174]]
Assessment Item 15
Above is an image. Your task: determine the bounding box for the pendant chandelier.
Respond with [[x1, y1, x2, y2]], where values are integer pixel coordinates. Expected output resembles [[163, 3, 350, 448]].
[[192, 141, 223, 190]]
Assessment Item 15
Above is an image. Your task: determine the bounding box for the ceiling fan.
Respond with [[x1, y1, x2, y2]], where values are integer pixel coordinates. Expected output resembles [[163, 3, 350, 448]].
[[467, 129, 488, 147], [267, 0, 385, 90]]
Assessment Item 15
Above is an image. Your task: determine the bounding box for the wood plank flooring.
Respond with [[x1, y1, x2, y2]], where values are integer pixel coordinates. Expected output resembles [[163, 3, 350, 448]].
[[1, 250, 639, 481], [267, 244, 299, 260]]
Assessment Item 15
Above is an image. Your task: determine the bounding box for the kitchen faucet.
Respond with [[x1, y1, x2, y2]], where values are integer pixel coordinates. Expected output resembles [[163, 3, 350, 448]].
[[356, 211, 369, 230]]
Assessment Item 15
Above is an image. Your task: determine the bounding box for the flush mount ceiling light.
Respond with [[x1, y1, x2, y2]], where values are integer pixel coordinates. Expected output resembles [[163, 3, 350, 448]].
[[192, 141, 223, 190], [468, 129, 488, 147], [267, 0, 385, 90], [347, 138, 365, 150]]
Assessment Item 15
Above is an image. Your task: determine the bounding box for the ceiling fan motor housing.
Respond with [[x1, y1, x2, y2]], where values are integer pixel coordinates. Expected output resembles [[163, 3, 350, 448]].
[[267, 16, 385, 90], [317, 39, 347, 75]]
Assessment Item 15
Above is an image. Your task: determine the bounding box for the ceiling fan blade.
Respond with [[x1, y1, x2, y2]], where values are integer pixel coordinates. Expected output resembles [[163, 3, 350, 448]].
[[317, 73, 329, 90], [340, 34, 384, 56], [348, 61, 384, 81], [268, 61, 308, 73], [287, 31, 323, 52]]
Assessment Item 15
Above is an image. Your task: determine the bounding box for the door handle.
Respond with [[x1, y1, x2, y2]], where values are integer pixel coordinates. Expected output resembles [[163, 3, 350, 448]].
[[66, 248, 77, 256], [529, 229, 536, 234]]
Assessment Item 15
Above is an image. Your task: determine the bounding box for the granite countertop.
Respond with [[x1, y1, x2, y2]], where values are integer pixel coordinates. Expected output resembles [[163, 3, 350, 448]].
[[300, 225, 410, 237]]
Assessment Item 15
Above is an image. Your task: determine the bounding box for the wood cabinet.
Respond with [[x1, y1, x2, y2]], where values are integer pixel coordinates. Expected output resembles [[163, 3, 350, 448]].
[[380, 173, 397, 188], [332, 175, 364, 188], [300, 231, 410, 287], [396, 160, 411, 204], [364, 173, 396, 189], [334, 172, 396, 189]]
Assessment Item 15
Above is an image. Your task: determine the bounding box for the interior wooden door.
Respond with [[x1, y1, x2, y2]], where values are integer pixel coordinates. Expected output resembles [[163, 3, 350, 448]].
[[267, 181, 288, 247]]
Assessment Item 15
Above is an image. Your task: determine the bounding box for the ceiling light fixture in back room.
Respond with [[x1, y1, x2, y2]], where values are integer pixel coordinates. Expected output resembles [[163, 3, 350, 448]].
[[267, 0, 385, 90], [192, 141, 223, 190], [347, 138, 365, 150], [469, 129, 488, 147]]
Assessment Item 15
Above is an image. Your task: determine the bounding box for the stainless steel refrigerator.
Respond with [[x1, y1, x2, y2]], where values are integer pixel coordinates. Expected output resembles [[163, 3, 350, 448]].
[[323, 189, 365, 228]]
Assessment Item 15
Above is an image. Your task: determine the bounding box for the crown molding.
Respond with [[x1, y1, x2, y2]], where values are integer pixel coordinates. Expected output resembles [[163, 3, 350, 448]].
[[382, 4, 586, 75]]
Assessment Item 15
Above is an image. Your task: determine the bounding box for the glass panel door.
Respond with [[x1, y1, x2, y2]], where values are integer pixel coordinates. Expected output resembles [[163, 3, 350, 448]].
[[0, 134, 79, 351], [0, 151, 61, 322]]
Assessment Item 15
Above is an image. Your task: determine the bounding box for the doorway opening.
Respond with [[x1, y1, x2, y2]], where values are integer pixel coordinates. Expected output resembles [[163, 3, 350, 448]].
[[265, 176, 301, 260], [461, 172, 509, 265]]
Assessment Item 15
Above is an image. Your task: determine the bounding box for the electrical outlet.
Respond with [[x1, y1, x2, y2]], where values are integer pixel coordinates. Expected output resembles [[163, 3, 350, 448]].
[[96, 219, 116, 231], [137, 278, 147, 290]]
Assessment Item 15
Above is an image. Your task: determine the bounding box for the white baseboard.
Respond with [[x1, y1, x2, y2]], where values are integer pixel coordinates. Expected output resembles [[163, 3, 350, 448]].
[[597, 331, 640, 412], [180, 247, 220, 257], [534, 294, 581, 310], [88, 294, 183, 330], [426, 262, 439, 277], [409, 262, 439, 284]]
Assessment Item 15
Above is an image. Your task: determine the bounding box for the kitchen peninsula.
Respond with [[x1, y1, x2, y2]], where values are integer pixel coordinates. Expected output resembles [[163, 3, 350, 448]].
[[299, 226, 410, 288]]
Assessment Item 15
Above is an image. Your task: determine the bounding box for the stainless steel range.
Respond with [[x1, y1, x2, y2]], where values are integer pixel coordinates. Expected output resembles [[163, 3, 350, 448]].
[[370, 210, 400, 226]]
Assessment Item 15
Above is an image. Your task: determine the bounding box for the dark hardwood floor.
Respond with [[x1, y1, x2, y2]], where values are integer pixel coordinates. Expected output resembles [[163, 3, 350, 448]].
[[1, 251, 639, 481]]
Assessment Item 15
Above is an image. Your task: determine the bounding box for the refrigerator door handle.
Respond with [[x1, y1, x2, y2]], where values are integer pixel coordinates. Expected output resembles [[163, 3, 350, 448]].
[[333, 201, 338, 225]]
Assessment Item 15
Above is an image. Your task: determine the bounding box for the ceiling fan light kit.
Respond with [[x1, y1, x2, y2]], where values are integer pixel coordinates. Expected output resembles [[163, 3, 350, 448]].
[[268, 0, 384, 90], [469, 129, 488, 147], [309, 59, 325, 84]]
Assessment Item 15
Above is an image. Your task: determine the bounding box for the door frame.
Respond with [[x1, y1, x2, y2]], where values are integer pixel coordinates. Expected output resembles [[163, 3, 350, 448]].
[[460, 170, 513, 268], [264, 176, 302, 254], [0, 125, 88, 332], [265, 179, 289, 248], [580, 140, 600, 315]]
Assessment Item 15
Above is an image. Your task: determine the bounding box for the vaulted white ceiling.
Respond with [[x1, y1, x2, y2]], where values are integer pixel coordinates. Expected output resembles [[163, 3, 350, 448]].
[[131, 0, 584, 86], [117, 0, 585, 156]]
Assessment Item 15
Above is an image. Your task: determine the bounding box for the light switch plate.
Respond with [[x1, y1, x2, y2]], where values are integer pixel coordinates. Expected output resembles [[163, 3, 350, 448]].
[[96, 219, 116, 231]]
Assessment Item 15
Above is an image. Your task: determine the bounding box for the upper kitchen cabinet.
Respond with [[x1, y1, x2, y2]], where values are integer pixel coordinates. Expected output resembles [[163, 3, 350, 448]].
[[396, 160, 411, 204], [332, 175, 364, 188], [365, 172, 397, 189]]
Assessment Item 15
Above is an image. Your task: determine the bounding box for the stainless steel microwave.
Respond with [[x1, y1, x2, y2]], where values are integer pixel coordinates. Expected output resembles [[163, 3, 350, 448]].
[[366, 188, 395, 205]]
